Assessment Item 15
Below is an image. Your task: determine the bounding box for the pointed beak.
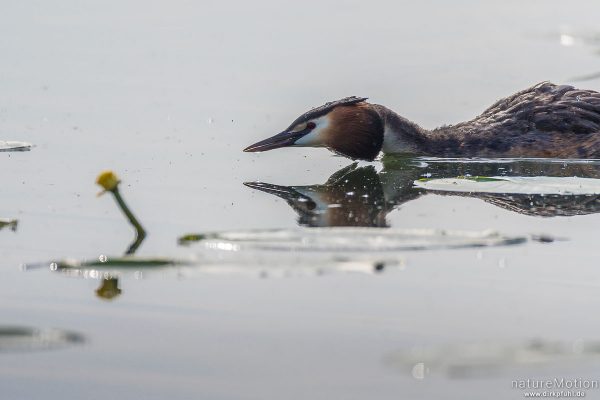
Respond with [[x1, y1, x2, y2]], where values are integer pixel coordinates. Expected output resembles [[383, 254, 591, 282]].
[[243, 130, 303, 153]]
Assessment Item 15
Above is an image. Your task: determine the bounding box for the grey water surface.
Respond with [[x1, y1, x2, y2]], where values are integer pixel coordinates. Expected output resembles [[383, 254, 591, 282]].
[[2, 1, 600, 399]]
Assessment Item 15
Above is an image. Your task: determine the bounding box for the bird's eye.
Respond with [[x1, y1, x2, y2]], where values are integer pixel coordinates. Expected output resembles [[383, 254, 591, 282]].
[[307, 122, 316, 129]]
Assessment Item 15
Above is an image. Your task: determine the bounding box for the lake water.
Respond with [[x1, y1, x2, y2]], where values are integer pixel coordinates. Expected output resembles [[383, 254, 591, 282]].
[[2, 1, 600, 399]]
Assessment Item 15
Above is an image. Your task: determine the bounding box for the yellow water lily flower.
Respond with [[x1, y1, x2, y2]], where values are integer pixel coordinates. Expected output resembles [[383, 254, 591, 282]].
[[96, 170, 120, 195]]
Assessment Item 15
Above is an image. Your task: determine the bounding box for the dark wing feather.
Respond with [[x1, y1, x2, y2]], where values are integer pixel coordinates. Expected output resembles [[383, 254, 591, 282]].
[[431, 82, 600, 157], [468, 82, 600, 135]]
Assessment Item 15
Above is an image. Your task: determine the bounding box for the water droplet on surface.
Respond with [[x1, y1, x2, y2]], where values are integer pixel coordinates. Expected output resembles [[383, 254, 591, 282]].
[[50, 262, 58, 271], [411, 362, 426, 380], [98, 255, 108, 263], [560, 34, 575, 46]]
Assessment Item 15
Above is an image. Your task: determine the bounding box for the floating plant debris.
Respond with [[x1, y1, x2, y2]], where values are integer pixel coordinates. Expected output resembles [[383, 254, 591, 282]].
[[414, 176, 600, 195], [0, 326, 84, 353], [0, 141, 32, 152], [0, 218, 18, 232]]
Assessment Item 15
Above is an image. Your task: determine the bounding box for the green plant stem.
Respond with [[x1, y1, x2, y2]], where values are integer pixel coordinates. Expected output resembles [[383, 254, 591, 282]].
[[111, 187, 146, 255]]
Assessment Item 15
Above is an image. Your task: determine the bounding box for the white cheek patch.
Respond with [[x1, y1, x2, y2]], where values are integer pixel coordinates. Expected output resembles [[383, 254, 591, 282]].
[[293, 116, 330, 147]]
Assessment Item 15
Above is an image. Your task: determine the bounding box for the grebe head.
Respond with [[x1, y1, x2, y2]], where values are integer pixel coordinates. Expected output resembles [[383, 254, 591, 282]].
[[243, 96, 384, 161]]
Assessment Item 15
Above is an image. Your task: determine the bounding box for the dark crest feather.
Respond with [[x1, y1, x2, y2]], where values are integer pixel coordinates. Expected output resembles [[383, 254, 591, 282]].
[[287, 96, 368, 129]]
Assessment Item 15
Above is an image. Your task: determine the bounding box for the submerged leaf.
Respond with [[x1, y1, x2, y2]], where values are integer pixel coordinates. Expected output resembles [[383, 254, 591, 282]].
[[178, 233, 206, 244], [460, 176, 507, 182], [418, 176, 507, 183], [23, 256, 185, 271], [178, 227, 527, 252]]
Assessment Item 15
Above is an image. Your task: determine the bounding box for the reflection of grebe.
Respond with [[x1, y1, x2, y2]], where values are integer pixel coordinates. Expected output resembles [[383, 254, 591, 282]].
[[244, 82, 600, 160], [245, 161, 600, 225], [244, 164, 393, 227]]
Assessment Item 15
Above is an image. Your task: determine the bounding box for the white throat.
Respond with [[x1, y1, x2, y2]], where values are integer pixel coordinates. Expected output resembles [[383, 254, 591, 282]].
[[381, 120, 419, 154]]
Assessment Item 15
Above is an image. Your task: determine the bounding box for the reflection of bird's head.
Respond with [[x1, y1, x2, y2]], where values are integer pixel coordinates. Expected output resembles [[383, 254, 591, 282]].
[[244, 97, 384, 161], [244, 164, 390, 227]]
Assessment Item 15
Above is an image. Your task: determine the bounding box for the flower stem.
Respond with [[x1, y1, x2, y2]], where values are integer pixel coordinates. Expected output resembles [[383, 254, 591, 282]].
[[111, 187, 146, 255]]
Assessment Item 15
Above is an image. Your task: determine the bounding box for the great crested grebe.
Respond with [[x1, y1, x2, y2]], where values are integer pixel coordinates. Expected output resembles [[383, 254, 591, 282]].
[[243, 82, 600, 161]]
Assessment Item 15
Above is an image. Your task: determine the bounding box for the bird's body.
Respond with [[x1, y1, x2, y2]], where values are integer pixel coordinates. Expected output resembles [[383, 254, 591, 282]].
[[244, 82, 600, 161]]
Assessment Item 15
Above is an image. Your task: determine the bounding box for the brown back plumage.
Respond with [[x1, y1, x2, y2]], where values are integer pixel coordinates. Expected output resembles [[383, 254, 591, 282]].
[[431, 82, 600, 158]]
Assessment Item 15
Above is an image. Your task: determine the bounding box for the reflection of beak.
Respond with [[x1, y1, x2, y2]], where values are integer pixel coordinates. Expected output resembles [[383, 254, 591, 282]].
[[243, 130, 304, 153], [243, 181, 317, 210], [244, 181, 307, 201]]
